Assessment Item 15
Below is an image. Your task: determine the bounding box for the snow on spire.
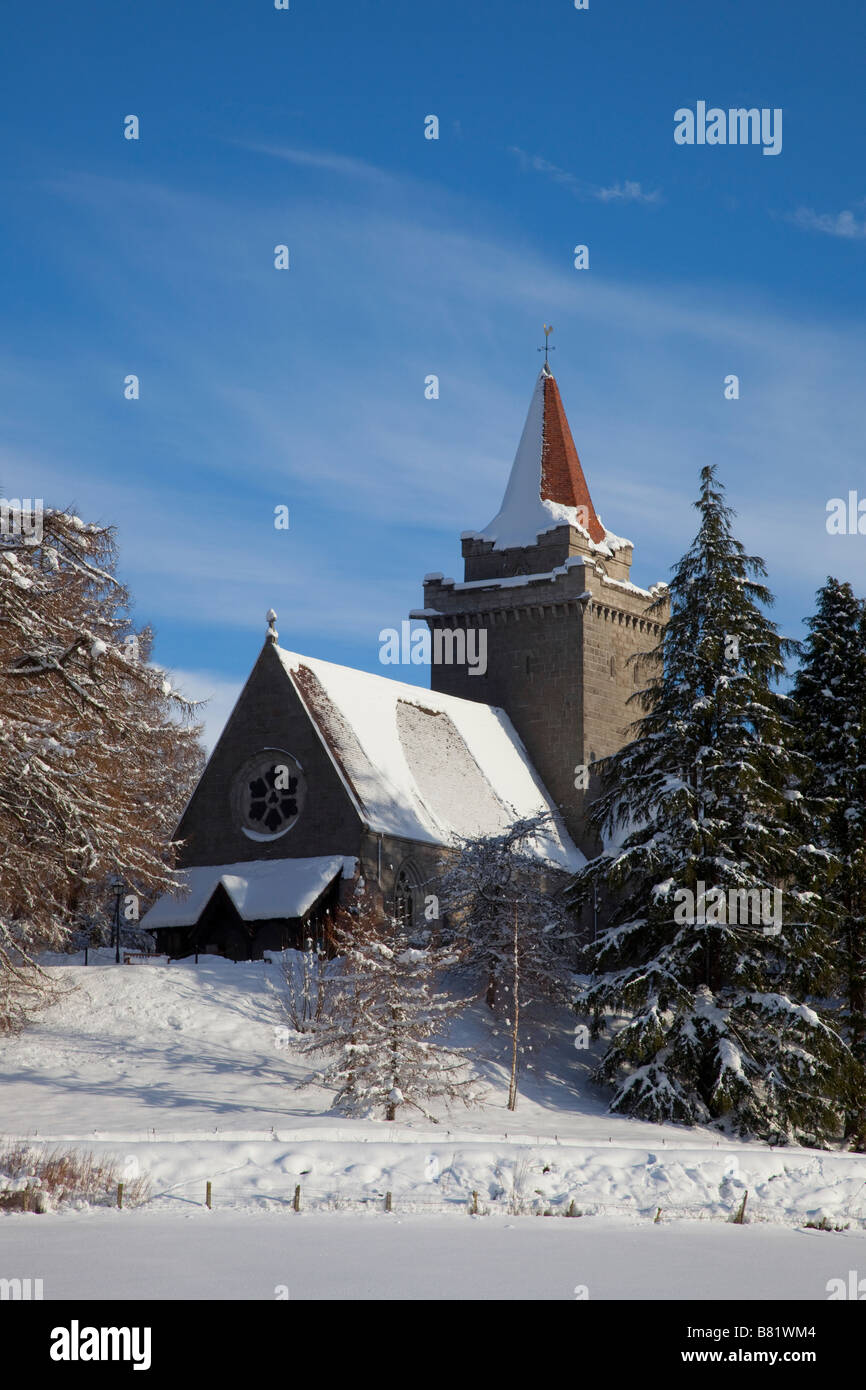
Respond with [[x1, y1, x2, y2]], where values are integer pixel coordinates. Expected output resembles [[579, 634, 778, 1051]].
[[266, 608, 279, 643], [474, 367, 608, 550]]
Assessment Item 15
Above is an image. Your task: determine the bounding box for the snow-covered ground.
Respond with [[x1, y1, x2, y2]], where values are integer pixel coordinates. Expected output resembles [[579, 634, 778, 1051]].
[[5, 1210, 865, 1301], [2, 953, 865, 1299]]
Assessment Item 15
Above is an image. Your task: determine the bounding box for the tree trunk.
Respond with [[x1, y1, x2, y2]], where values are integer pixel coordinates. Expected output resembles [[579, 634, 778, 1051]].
[[486, 968, 496, 1009], [845, 909, 866, 1148], [507, 904, 520, 1112], [387, 989, 399, 1121]]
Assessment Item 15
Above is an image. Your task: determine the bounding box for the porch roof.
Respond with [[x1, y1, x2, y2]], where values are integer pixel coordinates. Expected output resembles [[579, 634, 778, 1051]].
[[142, 855, 356, 930]]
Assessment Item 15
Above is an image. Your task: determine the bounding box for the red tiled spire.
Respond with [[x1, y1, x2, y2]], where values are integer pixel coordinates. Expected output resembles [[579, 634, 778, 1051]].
[[476, 363, 611, 551], [540, 367, 606, 544]]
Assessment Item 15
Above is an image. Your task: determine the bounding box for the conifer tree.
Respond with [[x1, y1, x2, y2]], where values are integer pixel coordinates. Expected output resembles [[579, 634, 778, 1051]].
[[572, 466, 848, 1145], [791, 577, 866, 1146], [299, 887, 479, 1121]]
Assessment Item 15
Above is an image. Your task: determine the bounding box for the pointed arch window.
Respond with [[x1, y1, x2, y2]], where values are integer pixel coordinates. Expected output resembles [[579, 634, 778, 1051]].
[[394, 868, 414, 932], [393, 861, 424, 939]]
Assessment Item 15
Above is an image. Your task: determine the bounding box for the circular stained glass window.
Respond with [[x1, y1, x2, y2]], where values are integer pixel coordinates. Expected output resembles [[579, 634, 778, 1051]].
[[234, 750, 306, 840]]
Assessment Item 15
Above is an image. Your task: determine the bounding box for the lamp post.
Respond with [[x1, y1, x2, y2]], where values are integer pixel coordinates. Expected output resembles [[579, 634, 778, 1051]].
[[110, 875, 124, 964]]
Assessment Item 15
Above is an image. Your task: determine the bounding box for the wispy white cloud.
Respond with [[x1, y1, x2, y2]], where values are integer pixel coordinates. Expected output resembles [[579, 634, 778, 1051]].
[[14, 158, 866, 658], [508, 147, 662, 205], [595, 180, 663, 205], [789, 205, 866, 240], [236, 141, 393, 184]]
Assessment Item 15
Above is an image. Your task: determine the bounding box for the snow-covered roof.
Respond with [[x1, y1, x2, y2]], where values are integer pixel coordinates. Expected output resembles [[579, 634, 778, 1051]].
[[277, 647, 583, 871], [466, 366, 631, 556], [142, 856, 356, 929]]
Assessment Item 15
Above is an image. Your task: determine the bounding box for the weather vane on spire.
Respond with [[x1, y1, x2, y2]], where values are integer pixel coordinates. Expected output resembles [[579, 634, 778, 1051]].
[[538, 324, 555, 368]]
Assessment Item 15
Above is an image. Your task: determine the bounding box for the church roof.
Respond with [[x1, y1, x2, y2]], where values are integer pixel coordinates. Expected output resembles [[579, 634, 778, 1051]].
[[276, 647, 583, 871], [142, 855, 354, 929], [468, 366, 628, 554]]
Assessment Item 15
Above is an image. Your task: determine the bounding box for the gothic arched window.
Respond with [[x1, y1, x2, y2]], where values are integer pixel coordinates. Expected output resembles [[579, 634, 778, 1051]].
[[393, 863, 419, 936]]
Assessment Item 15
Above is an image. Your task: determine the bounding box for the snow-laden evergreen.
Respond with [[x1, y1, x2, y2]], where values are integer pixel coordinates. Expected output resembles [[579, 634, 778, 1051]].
[[298, 886, 480, 1121], [572, 465, 849, 1145], [792, 577, 866, 1146]]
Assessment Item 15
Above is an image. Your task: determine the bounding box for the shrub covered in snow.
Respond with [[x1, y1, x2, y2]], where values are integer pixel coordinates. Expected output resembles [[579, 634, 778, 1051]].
[[0, 1142, 151, 1212]]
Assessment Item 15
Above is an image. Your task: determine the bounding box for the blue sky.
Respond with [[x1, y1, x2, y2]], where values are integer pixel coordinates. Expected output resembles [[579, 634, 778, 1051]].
[[2, 0, 865, 744]]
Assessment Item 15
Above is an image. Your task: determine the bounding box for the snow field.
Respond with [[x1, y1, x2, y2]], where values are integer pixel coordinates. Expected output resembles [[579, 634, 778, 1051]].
[[4, 1211, 866, 1301], [2, 955, 865, 1231]]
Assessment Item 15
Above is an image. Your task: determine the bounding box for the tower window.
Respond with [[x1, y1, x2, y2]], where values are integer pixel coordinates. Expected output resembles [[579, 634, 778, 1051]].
[[610, 655, 616, 678]]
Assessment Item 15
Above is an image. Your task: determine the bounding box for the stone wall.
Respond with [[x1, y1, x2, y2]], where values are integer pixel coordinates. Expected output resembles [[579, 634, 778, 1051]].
[[175, 641, 364, 869]]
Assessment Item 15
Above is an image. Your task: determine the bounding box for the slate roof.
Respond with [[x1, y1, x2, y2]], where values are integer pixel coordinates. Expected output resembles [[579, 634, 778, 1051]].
[[277, 646, 583, 871]]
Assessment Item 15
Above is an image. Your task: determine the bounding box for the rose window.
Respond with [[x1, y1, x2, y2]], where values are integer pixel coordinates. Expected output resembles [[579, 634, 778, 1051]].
[[235, 751, 306, 840]]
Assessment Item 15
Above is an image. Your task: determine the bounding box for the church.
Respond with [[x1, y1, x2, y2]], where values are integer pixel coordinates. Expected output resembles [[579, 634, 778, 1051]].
[[143, 357, 668, 959]]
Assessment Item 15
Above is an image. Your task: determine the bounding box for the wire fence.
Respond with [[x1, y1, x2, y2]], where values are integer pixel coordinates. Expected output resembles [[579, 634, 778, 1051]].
[[133, 1176, 866, 1228]]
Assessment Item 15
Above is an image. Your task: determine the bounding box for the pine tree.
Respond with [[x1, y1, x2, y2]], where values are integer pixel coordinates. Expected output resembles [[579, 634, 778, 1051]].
[[791, 577, 866, 1147], [572, 465, 849, 1145], [0, 505, 204, 1030], [299, 887, 479, 1121], [438, 814, 575, 1110]]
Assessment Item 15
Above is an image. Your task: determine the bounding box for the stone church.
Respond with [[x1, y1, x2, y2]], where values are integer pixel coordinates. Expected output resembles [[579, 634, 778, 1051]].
[[143, 360, 668, 959]]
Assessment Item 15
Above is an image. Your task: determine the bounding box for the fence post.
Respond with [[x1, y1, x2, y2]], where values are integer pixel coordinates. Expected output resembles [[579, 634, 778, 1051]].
[[385, 1191, 392, 1213], [293, 1184, 301, 1212], [733, 1190, 749, 1225], [206, 1181, 212, 1210], [117, 1182, 123, 1210], [470, 1191, 478, 1216]]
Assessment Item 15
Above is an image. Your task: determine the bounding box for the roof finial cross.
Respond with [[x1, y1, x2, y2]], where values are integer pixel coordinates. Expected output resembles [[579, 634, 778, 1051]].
[[538, 323, 555, 369]]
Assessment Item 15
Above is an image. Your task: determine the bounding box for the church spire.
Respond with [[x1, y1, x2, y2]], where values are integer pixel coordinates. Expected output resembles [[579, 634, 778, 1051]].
[[540, 369, 606, 543], [475, 361, 607, 549]]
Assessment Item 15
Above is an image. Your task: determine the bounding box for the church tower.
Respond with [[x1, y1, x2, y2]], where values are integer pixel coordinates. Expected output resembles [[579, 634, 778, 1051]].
[[412, 359, 668, 855]]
